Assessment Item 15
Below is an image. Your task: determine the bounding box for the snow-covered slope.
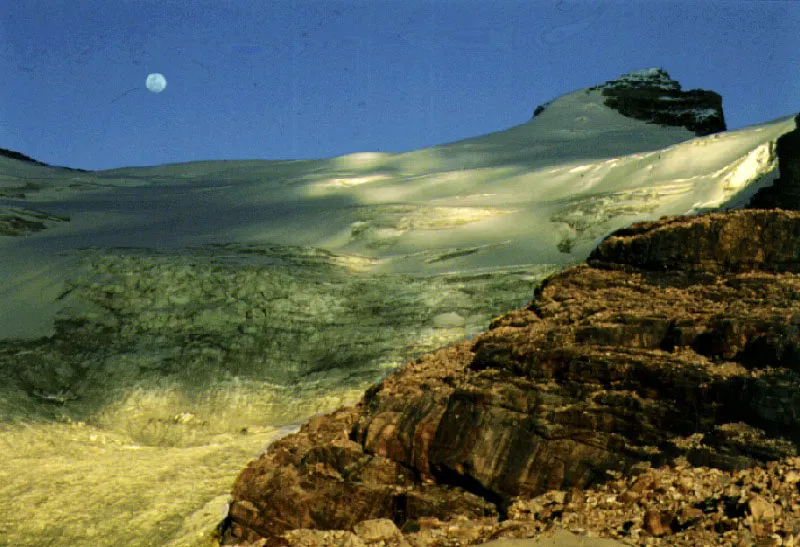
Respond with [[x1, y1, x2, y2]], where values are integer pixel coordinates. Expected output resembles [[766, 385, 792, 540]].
[[0, 73, 796, 339]]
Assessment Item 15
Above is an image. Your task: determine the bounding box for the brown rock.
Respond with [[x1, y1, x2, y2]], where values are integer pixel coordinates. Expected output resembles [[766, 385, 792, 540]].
[[282, 529, 365, 546], [353, 519, 401, 542], [225, 209, 800, 546], [749, 495, 777, 522], [643, 508, 672, 536]]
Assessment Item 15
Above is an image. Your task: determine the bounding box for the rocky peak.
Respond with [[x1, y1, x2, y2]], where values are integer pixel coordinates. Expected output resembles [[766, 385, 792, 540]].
[[591, 67, 726, 136], [599, 67, 682, 92], [532, 68, 726, 137]]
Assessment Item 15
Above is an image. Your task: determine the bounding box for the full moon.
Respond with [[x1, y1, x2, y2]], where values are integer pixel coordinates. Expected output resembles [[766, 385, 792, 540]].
[[145, 73, 167, 93]]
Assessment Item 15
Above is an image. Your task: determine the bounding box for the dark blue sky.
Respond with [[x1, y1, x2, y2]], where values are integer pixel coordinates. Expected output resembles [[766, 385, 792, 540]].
[[1, 0, 798, 171]]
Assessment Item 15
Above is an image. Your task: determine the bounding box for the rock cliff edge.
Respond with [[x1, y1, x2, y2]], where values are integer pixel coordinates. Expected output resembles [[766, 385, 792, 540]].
[[223, 207, 800, 546]]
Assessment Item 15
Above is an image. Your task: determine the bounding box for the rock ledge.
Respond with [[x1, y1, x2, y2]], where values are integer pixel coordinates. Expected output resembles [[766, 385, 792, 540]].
[[224, 208, 800, 546]]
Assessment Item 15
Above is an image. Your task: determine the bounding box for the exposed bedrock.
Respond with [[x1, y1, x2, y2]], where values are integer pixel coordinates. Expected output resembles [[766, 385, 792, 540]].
[[587, 208, 800, 273], [225, 209, 800, 544], [747, 113, 800, 210], [591, 68, 726, 136]]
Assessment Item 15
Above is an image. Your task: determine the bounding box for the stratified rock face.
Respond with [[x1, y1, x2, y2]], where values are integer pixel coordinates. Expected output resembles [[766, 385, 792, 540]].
[[591, 68, 726, 136], [226, 209, 800, 545], [587, 208, 800, 273], [747, 113, 800, 210]]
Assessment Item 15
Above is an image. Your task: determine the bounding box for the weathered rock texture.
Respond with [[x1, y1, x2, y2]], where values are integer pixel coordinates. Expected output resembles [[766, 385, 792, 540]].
[[748, 114, 800, 210], [591, 68, 726, 136], [225, 209, 800, 546]]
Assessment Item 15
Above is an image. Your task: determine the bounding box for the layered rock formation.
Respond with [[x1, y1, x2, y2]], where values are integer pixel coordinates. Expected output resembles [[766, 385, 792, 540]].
[[591, 68, 726, 136], [225, 209, 800, 546]]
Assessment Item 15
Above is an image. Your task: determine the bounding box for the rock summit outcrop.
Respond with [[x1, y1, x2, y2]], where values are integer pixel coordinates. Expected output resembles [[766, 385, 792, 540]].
[[591, 68, 726, 136], [224, 208, 800, 546]]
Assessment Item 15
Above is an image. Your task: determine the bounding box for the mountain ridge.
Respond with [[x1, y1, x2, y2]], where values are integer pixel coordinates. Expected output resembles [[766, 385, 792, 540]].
[[1, 68, 720, 175]]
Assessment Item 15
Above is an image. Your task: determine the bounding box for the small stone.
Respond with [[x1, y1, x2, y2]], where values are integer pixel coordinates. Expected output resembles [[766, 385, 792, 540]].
[[784, 471, 800, 484], [550, 490, 567, 504], [643, 509, 671, 537], [749, 495, 777, 522], [630, 476, 654, 494], [353, 519, 401, 542], [619, 490, 640, 504]]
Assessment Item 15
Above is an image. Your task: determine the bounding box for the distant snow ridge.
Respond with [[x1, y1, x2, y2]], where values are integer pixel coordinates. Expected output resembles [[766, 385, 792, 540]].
[[591, 67, 726, 136]]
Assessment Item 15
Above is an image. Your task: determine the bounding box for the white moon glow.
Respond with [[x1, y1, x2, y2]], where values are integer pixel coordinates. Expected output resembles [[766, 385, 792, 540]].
[[145, 73, 167, 93]]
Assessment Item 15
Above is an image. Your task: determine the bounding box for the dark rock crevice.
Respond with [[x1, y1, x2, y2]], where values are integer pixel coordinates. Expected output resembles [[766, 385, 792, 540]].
[[430, 464, 509, 520]]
